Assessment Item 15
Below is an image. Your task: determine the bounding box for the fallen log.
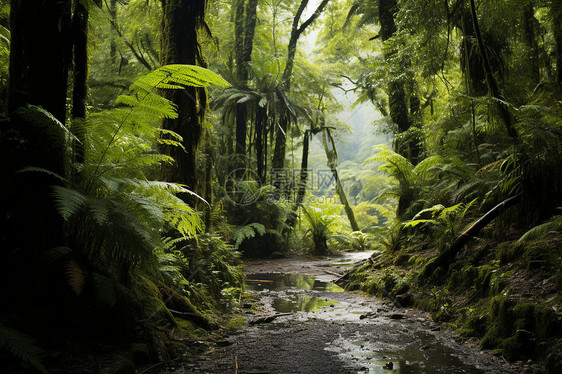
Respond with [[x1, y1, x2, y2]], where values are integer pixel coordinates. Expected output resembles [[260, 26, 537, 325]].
[[420, 194, 521, 280]]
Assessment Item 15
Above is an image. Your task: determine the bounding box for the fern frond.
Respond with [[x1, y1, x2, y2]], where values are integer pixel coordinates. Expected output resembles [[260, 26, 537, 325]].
[[0, 323, 48, 374], [518, 215, 562, 242], [16, 104, 79, 146], [52, 185, 88, 221], [131, 64, 230, 93], [65, 259, 86, 295], [17, 166, 66, 182], [232, 223, 266, 249]]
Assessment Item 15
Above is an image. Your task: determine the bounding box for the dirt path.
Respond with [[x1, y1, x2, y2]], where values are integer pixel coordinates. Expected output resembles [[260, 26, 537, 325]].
[[156, 252, 518, 373]]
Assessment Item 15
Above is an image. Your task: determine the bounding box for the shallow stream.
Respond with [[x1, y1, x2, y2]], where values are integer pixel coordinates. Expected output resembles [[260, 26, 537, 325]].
[[155, 253, 516, 373]]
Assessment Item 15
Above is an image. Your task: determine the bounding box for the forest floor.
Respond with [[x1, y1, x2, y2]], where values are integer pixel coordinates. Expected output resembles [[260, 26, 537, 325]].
[[154, 252, 520, 374]]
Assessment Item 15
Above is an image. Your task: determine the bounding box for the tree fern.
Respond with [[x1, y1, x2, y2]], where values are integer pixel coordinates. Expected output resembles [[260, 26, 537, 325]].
[[232, 223, 266, 249]]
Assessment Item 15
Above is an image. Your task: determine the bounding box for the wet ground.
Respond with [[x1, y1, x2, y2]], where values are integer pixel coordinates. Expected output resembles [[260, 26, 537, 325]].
[[155, 252, 518, 374]]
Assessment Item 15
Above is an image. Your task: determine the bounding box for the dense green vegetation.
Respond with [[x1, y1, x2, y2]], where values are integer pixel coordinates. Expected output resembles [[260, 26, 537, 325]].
[[0, 0, 561, 372]]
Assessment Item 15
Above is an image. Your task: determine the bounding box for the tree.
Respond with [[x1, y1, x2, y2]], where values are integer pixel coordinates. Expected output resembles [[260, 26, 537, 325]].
[[160, 0, 207, 193], [272, 0, 330, 173]]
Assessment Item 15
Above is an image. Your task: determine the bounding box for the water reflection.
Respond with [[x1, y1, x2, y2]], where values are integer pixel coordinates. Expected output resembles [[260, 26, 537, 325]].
[[272, 294, 337, 313], [245, 273, 344, 292]]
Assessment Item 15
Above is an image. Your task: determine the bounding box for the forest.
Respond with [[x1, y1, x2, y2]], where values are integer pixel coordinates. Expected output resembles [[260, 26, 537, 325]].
[[0, 0, 561, 373]]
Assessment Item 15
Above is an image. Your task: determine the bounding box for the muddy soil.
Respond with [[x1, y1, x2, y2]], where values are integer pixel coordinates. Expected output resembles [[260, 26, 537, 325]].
[[155, 252, 518, 374]]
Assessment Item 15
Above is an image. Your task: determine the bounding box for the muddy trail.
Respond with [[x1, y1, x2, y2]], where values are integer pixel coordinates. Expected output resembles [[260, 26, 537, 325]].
[[156, 252, 518, 374]]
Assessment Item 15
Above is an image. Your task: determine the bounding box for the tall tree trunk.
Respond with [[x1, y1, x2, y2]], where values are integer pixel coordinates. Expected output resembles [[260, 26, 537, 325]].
[[295, 130, 310, 207], [3, 0, 72, 317], [233, 0, 258, 172], [521, 2, 540, 84], [203, 129, 213, 231], [273, 0, 329, 184], [256, 105, 266, 182], [160, 0, 206, 193], [322, 128, 360, 232], [378, 0, 421, 163], [552, 7, 562, 86], [71, 1, 89, 164]]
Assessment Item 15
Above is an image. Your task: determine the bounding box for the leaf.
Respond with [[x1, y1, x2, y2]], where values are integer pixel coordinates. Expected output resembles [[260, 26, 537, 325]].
[[17, 166, 66, 182], [52, 186, 88, 221], [0, 323, 48, 374], [66, 259, 86, 295], [0, 24, 10, 46]]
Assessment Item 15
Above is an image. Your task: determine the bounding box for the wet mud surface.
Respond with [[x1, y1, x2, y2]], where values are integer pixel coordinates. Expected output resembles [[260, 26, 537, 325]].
[[156, 252, 518, 373]]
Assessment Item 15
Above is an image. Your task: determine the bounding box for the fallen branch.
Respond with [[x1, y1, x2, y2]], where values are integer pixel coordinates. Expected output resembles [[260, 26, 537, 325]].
[[420, 194, 521, 280]]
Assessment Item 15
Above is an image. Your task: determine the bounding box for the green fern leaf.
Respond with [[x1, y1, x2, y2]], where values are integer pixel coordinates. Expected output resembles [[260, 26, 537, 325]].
[[518, 215, 562, 242], [16, 104, 79, 146], [65, 259, 86, 295], [52, 186, 88, 221], [0, 323, 48, 374]]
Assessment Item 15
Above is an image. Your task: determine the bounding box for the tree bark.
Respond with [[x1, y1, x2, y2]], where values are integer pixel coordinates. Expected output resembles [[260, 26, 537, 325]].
[[552, 7, 562, 86], [160, 0, 206, 193], [273, 0, 329, 185], [2, 0, 72, 315], [322, 128, 360, 232], [378, 0, 421, 163], [521, 3, 540, 84], [71, 1, 89, 164], [295, 130, 310, 207]]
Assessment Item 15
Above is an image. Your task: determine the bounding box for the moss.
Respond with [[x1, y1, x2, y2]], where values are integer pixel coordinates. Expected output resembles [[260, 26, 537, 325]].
[[497, 242, 521, 265], [225, 315, 246, 331]]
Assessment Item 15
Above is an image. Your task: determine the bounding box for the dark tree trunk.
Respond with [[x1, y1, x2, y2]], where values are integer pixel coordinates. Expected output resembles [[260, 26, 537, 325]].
[[233, 0, 258, 172], [2, 0, 72, 318], [255, 106, 266, 182], [272, 115, 288, 172], [235, 103, 247, 170], [295, 130, 310, 207], [71, 1, 89, 164], [272, 0, 328, 188], [553, 9, 562, 86], [521, 3, 540, 84], [160, 0, 206, 193], [378, 0, 421, 163]]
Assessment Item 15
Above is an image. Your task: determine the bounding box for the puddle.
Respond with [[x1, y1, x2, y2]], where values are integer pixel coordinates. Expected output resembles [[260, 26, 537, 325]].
[[246, 273, 344, 292], [246, 273, 343, 313], [327, 330, 495, 374], [272, 294, 338, 313]]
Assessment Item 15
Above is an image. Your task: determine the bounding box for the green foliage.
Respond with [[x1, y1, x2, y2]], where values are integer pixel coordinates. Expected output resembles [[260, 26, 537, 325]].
[[301, 205, 344, 255], [518, 214, 562, 243], [232, 223, 266, 249], [0, 324, 48, 374]]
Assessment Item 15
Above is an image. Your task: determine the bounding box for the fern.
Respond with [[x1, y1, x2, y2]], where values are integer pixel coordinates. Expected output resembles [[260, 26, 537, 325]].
[[65, 259, 86, 295], [16, 105, 79, 148], [518, 215, 562, 243], [0, 324, 48, 374], [232, 223, 266, 249]]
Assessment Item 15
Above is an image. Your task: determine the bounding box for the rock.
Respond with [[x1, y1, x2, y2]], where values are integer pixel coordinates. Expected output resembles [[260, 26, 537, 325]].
[[383, 362, 394, 370]]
